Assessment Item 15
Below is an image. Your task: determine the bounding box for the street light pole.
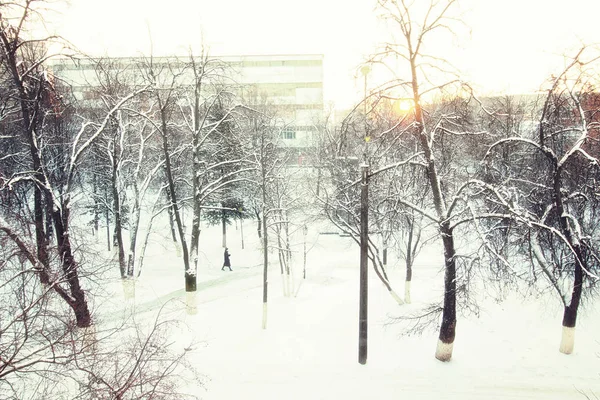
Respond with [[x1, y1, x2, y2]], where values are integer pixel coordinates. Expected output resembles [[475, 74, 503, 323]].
[[358, 162, 369, 365], [358, 64, 370, 365]]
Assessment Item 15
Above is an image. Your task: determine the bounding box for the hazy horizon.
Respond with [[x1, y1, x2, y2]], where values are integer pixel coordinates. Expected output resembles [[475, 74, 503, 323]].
[[35, 0, 600, 108]]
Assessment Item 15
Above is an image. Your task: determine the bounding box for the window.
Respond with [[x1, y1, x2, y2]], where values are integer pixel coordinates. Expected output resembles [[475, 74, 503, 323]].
[[281, 127, 296, 140], [237, 59, 323, 68]]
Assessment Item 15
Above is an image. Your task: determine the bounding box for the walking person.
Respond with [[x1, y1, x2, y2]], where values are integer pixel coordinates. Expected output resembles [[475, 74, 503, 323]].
[[222, 247, 232, 271]]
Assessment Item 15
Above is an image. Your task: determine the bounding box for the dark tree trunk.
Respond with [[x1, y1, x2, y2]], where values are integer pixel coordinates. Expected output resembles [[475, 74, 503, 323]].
[[316, 164, 321, 197], [189, 184, 201, 282], [111, 139, 126, 278], [303, 225, 307, 279], [404, 216, 414, 303], [240, 217, 245, 249], [92, 172, 100, 235], [558, 248, 583, 355], [52, 200, 92, 327], [127, 183, 141, 277], [261, 132, 268, 328], [256, 210, 262, 239], [409, 52, 458, 361], [262, 201, 268, 328], [561, 235, 584, 332], [105, 189, 111, 251], [190, 88, 202, 280], [166, 187, 178, 243], [158, 100, 192, 291], [34, 186, 50, 284], [436, 224, 457, 361], [554, 166, 584, 354], [44, 198, 54, 241], [185, 272, 197, 292], [222, 208, 227, 248]]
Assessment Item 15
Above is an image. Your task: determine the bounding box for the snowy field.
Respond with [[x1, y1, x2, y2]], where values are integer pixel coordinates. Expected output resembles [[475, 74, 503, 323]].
[[96, 218, 600, 400]]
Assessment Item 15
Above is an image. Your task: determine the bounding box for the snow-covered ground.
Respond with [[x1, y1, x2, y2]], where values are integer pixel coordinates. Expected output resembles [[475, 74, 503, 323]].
[[97, 219, 600, 400]]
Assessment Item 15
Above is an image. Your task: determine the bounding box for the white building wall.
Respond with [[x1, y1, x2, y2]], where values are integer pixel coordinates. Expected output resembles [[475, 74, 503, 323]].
[[51, 54, 324, 149], [296, 88, 323, 104]]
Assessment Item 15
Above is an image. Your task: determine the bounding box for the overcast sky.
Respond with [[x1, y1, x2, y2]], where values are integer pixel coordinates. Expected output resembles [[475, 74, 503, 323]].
[[46, 0, 600, 108]]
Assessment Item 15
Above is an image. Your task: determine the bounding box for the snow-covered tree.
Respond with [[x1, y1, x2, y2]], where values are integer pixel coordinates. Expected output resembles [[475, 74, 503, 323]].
[[480, 47, 600, 354], [238, 99, 288, 328], [141, 53, 251, 292], [0, 1, 95, 327], [368, 0, 482, 361]]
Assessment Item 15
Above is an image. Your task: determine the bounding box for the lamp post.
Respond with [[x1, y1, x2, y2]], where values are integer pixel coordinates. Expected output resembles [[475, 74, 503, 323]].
[[358, 64, 370, 365]]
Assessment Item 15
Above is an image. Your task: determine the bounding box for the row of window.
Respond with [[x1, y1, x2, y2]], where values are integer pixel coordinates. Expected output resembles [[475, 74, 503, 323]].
[[51, 57, 323, 72], [242, 82, 322, 98], [231, 59, 323, 68], [281, 129, 296, 140], [280, 125, 318, 140]]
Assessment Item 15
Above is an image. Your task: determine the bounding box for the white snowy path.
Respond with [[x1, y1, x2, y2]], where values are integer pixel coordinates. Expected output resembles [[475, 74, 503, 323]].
[[102, 226, 600, 400]]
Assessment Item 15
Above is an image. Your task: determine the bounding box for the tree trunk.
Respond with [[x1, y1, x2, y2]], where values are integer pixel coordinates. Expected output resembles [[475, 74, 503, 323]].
[[158, 102, 192, 291], [52, 203, 92, 328], [138, 190, 162, 278], [552, 165, 584, 355], [127, 183, 142, 278], [166, 187, 178, 244], [34, 186, 50, 283], [240, 217, 245, 249], [303, 225, 307, 279], [405, 255, 413, 305], [189, 171, 201, 286], [559, 244, 584, 354], [111, 139, 126, 279], [405, 219, 414, 304], [409, 49, 457, 360], [45, 198, 54, 242], [276, 218, 287, 297], [185, 272, 197, 292], [560, 306, 577, 354], [256, 210, 262, 239], [284, 211, 292, 294], [92, 172, 100, 236], [222, 208, 227, 248], [316, 164, 321, 197], [262, 201, 268, 329], [261, 137, 269, 328], [366, 244, 403, 306], [105, 186, 111, 251], [435, 225, 457, 362]]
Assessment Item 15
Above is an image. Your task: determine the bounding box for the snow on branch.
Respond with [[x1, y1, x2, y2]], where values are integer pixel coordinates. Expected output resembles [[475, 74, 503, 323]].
[[530, 233, 568, 305], [68, 86, 150, 190], [394, 196, 438, 223], [484, 137, 556, 161], [466, 204, 517, 275], [369, 152, 426, 178], [471, 180, 599, 280]]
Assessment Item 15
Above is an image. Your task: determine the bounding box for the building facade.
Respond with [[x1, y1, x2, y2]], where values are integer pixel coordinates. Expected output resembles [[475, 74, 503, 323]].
[[51, 54, 324, 150]]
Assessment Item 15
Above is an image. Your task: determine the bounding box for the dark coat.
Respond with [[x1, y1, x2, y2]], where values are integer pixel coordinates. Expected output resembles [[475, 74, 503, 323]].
[[223, 249, 231, 267]]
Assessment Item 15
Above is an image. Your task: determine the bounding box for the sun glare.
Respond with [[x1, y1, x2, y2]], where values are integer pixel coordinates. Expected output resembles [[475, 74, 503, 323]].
[[395, 99, 414, 113]]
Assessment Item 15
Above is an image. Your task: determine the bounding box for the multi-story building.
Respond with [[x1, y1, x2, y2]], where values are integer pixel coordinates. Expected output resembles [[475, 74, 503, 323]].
[[50, 54, 324, 151], [223, 54, 323, 149]]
